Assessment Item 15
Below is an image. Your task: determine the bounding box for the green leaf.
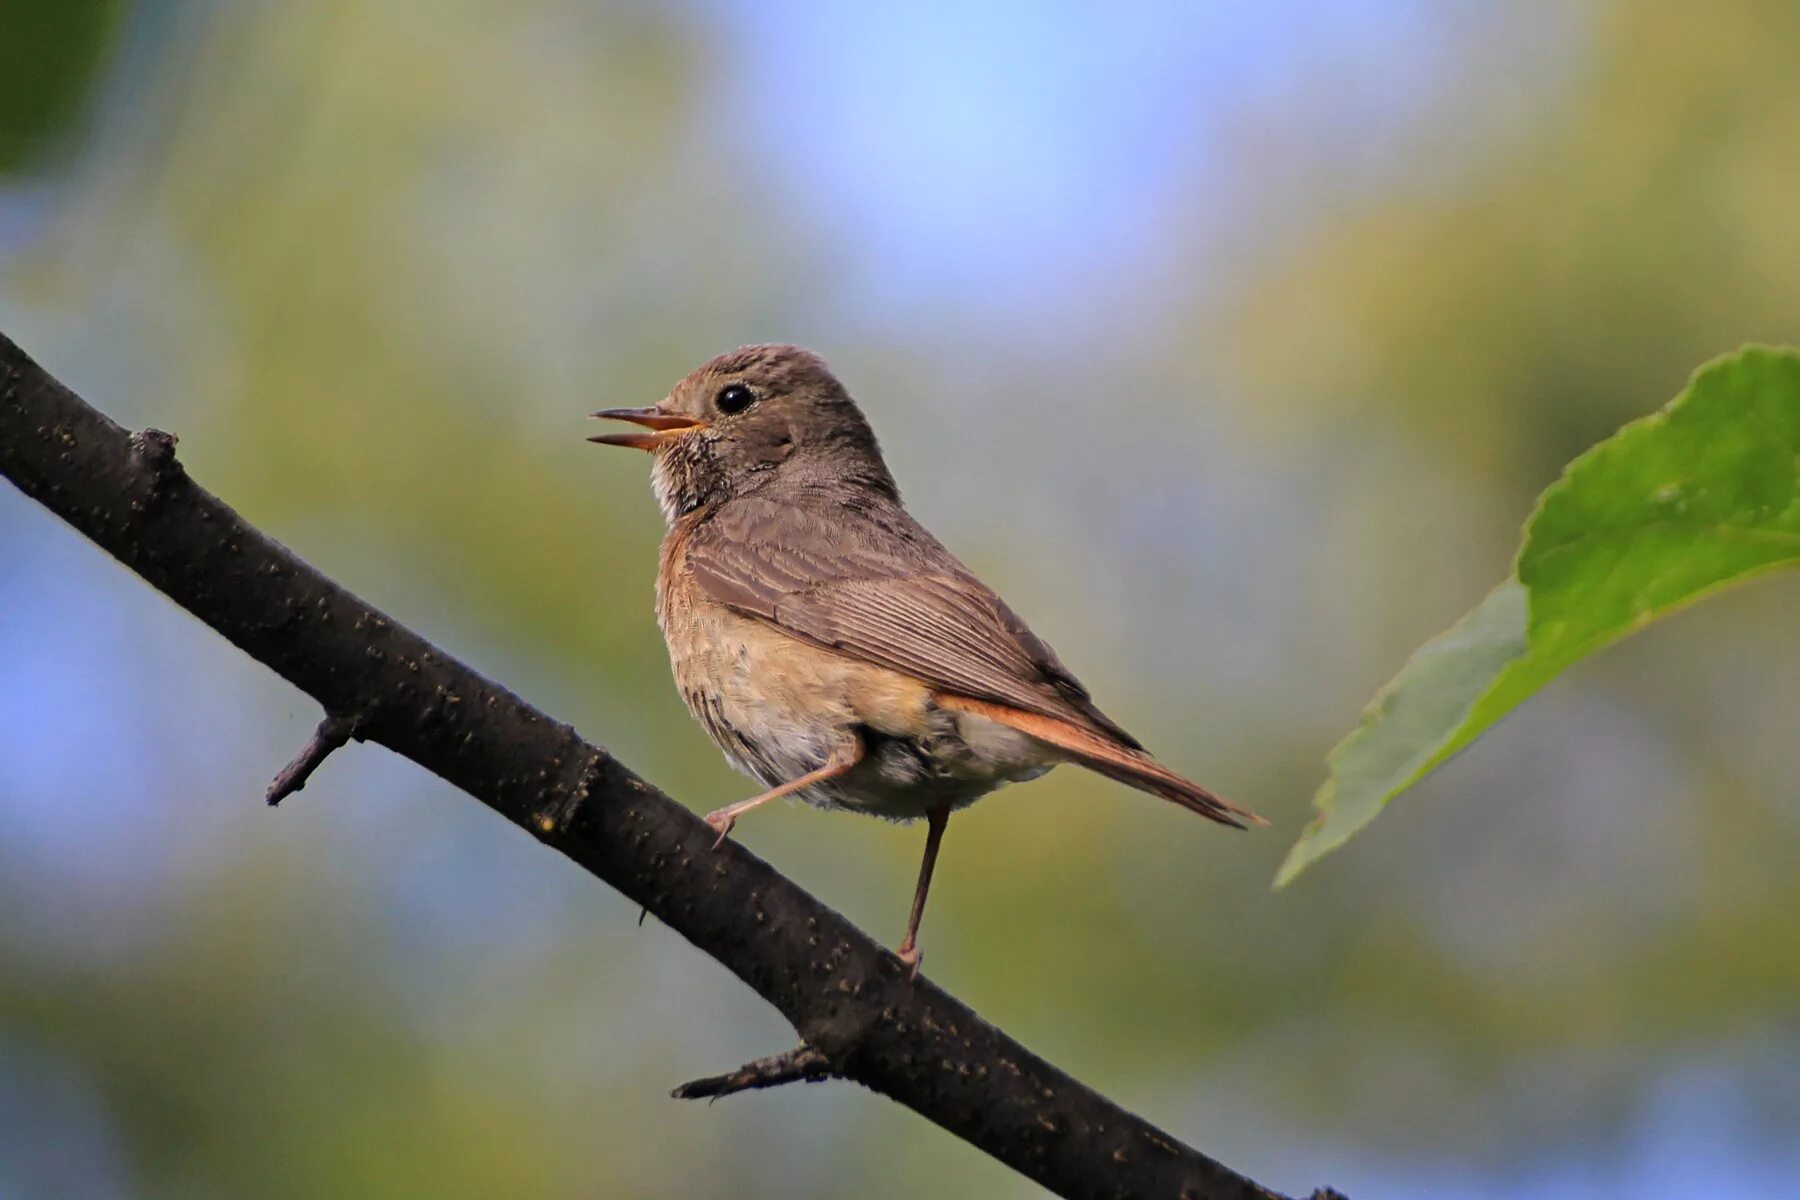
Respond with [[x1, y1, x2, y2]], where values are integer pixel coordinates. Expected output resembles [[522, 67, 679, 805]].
[[1276, 346, 1800, 887]]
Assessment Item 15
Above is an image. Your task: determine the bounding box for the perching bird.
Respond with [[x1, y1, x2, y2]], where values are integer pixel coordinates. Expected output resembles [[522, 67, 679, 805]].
[[590, 345, 1260, 972]]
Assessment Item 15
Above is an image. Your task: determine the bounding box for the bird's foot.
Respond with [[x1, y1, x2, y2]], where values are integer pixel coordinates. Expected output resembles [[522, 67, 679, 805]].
[[895, 940, 923, 981], [703, 809, 736, 849]]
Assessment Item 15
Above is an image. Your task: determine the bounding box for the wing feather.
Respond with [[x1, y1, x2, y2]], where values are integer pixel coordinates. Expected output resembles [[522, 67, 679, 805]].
[[684, 495, 1140, 748]]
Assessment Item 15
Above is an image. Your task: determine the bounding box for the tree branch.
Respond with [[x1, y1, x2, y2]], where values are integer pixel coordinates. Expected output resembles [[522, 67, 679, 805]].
[[671, 1044, 834, 1101], [0, 330, 1337, 1200]]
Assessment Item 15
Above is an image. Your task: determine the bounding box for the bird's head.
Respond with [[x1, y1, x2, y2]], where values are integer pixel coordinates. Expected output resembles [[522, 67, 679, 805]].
[[590, 344, 897, 523]]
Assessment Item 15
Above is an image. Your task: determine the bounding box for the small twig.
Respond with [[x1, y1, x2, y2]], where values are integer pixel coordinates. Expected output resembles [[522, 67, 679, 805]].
[[266, 713, 359, 806], [672, 1044, 833, 1101]]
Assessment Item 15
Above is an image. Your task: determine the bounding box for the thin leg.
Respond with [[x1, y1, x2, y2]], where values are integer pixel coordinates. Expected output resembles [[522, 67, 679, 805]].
[[704, 738, 863, 849], [895, 805, 950, 978]]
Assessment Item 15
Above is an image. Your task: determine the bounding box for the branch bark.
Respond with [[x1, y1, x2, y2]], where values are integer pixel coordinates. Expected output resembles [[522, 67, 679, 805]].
[[0, 330, 1341, 1200]]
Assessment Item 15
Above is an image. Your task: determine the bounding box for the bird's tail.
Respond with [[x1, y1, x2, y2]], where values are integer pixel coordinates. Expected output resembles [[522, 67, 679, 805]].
[[935, 693, 1263, 829]]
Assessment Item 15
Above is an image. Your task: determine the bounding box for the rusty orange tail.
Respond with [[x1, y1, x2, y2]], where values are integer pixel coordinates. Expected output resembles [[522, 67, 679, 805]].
[[935, 693, 1264, 829]]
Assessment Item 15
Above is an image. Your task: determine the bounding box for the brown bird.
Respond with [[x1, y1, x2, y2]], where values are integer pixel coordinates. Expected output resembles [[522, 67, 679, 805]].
[[590, 345, 1260, 972]]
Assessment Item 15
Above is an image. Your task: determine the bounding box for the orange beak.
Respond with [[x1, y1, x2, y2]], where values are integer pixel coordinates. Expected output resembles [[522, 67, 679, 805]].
[[587, 407, 707, 451]]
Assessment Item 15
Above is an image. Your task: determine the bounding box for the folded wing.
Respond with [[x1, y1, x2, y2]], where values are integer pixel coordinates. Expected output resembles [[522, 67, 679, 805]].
[[685, 495, 1260, 828]]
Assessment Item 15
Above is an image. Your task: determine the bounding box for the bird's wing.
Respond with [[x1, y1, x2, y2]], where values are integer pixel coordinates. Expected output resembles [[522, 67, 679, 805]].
[[683, 495, 1142, 748], [685, 494, 1262, 828]]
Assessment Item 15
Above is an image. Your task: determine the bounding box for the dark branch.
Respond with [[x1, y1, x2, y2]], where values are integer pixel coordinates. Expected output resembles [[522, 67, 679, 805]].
[[266, 712, 359, 805], [0, 330, 1333, 1200], [672, 1044, 833, 1100]]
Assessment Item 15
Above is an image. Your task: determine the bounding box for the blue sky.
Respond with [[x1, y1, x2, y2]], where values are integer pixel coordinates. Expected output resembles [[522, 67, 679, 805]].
[[693, 0, 1472, 333]]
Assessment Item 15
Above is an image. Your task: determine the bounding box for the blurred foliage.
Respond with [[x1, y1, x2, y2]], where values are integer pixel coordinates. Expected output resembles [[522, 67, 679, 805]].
[[1, 1, 1798, 1197], [0, 0, 123, 174], [1218, 0, 1800, 491], [1282, 348, 1800, 884]]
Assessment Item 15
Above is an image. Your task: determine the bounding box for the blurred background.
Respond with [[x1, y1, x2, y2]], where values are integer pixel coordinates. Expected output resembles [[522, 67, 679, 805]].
[[3, 2, 1798, 1196]]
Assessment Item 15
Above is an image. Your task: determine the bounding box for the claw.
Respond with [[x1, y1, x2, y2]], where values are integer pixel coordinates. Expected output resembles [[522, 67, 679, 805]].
[[704, 810, 735, 849], [896, 941, 923, 981]]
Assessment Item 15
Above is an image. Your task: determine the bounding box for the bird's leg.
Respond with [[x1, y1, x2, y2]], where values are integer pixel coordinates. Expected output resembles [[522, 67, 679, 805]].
[[895, 805, 950, 978], [703, 737, 863, 849]]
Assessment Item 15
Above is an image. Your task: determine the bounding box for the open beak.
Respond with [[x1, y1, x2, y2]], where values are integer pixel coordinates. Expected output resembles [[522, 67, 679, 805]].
[[587, 407, 707, 451]]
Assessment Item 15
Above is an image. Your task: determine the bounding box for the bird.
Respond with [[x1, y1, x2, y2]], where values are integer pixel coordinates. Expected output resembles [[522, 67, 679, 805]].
[[589, 345, 1261, 973]]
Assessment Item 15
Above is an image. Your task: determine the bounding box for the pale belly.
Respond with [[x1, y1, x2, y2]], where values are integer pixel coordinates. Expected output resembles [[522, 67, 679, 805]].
[[660, 578, 1057, 821]]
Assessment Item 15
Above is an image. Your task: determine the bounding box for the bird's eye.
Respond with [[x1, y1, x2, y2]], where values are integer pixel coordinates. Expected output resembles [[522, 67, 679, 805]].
[[716, 383, 756, 415]]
